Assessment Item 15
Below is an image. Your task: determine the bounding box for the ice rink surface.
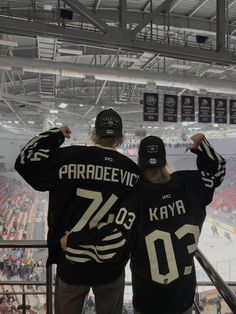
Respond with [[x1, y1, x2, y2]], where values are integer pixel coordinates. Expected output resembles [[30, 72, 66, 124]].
[[197, 220, 236, 282]]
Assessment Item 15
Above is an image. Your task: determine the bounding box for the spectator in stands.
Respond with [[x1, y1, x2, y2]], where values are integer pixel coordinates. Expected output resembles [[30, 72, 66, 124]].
[[0, 298, 10, 314], [121, 134, 226, 314], [14, 109, 140, 314], [215, 295, 222, 314]]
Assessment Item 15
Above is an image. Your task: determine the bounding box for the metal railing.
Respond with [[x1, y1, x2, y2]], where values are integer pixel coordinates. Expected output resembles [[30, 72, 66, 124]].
[[0, 240, 52, 314], [0, 241, 236, 313], [195, 248, 236, 313]]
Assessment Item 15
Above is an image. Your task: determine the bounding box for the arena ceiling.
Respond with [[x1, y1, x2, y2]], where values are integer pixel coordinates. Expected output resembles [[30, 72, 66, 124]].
[[1, 0, 236, 143]]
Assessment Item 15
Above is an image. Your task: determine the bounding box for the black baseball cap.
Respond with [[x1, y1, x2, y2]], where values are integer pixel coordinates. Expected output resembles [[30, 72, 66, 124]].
[[138, 135, 166, 169], [95, 109, 122, 138]]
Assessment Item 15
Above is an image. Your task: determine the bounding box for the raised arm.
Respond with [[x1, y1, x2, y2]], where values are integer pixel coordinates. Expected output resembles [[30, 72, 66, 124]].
[[14, 127, 70, 191], [188, 134, 226, 204]]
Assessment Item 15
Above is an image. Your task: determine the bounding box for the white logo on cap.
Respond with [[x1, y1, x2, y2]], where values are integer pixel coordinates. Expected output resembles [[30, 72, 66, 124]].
[[149, 158, 157, 164], [106, 129, 114, 134], [147, 145, 159, 153], [101, 116, 119, 128], [108, 120, 114, 126]]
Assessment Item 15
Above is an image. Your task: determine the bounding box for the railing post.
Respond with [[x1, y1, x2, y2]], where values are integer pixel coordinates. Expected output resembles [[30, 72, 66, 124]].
[[46, 265, 53, 314], [22, 291, 26, 314], [195, 249, 236, 313]]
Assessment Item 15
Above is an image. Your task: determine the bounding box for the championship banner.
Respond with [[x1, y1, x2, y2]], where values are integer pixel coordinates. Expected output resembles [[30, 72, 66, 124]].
[[230, 99, 236, 124], [214, 99, 227, 124], [181, 96, 195, 122], [198, 97, 212, 123], [143, 93, 159, 121], [163, 94, 178, 122]]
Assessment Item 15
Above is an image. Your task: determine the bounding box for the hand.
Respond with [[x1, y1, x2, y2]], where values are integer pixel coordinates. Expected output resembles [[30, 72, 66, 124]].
[[60, 231, 70, 251], [186, 133, 205, 152], [60, 126, 71, 139]]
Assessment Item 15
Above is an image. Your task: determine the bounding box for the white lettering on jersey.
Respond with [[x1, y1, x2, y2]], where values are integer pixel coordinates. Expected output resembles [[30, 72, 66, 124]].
[[149, 200, 186, 221], [162, 194, 171, 199], [58, 164, 138, 187], [30, 149, 49, 161], [145, 224, 200, 284], [160, 206, 168, 220], [104, 157, 114, 162]]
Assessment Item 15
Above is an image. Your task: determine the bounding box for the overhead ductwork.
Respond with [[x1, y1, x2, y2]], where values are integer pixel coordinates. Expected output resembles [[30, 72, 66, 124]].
[[0, 56, 236, 95]]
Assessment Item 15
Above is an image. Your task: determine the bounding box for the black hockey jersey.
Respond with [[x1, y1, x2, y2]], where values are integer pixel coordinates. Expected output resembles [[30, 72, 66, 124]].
[[14, 128, 140, 284], [126, 138, 226, 314]]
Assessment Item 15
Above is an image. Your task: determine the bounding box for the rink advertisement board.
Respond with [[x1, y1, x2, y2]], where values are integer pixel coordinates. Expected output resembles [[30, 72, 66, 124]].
[[214, 99, 227, 124], [143, 93, 159, 121], [163, 94, 178, 122], [198, 97, 212, 123], [181, 96, 195, 122], [230, 99, 236, 124]]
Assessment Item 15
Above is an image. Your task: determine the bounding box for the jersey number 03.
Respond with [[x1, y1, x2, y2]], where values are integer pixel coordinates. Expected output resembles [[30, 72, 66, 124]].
[[145, 224, 200, 284]]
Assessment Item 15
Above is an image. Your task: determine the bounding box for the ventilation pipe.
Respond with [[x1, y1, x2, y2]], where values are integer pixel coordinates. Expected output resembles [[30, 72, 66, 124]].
[[0, 56, 236, 95]]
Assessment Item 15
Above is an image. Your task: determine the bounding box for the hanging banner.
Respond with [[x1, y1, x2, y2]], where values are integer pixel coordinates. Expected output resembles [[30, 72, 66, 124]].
[[198, 97, 212, 123], [181, 96, 195, 122], [230, 99, 236, 124], [214, 99, 227, 124], [143, 93, 159, 121], [163, 94, 178, 122]]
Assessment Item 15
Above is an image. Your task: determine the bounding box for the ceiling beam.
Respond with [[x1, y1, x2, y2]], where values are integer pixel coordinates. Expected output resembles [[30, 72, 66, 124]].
[[95, 56, 117, 104], [94, 0, 102, 12], [130, 0, 179, 37], [119, 0, 127, 31], [1, 56, 236, 95], [209, 0, 236, 21], [62, 0, 110, 33], [216, 0, 226, 53], [168, 0, 182, 12], [1, 17, 236, 66], [1, 11, 236, 35], [187, 0, 208, 17], [141, 0, 151, 12]]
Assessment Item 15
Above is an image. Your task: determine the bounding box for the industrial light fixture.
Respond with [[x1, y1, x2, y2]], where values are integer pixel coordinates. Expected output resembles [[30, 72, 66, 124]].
[[84, 75, 96, 83], [28, 121, 35, 124], [58, 48, 83, 55], [43, 4, 53, 11], [59, 102, 68, 108], [206, 68, 224, 74], [169, 64, 192, 70], [49, 109, 58, 114]]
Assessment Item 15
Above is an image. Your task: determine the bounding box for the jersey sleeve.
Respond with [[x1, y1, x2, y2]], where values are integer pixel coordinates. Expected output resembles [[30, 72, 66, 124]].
[[190, 136, 226, 203], [65, 188, 140, 264], [14, 128, 65, 191]]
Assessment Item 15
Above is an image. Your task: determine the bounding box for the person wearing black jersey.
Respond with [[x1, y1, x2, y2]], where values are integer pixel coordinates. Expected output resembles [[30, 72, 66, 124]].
[[126, 134, 226, 314], [14, 109, 140, 314]]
